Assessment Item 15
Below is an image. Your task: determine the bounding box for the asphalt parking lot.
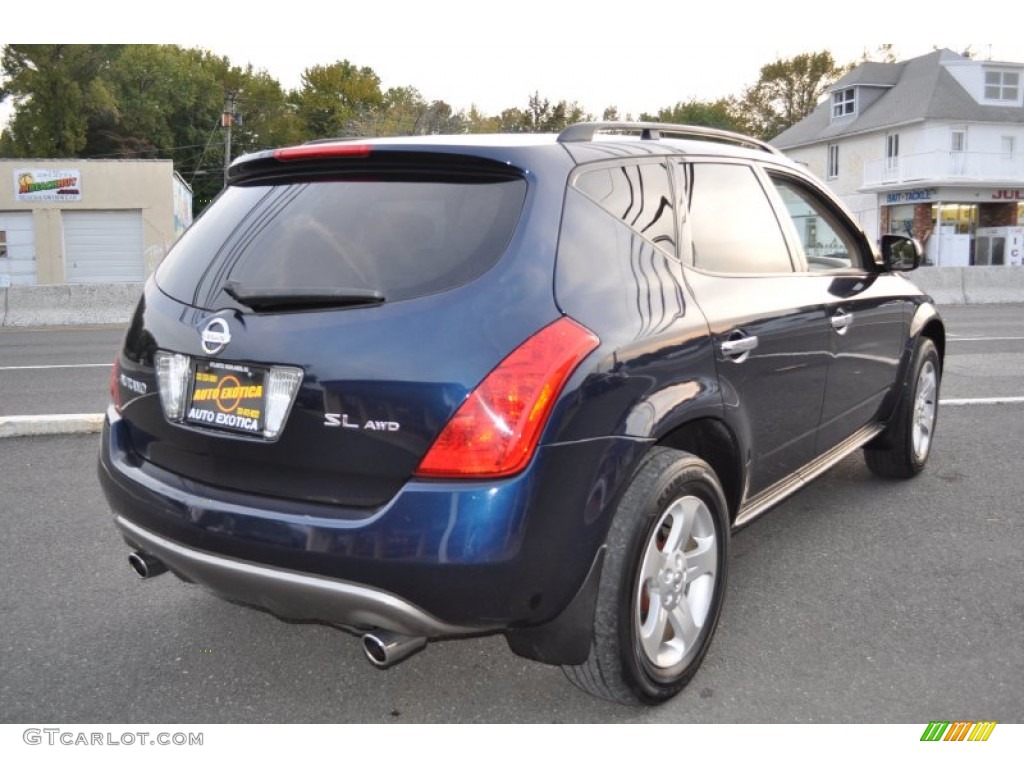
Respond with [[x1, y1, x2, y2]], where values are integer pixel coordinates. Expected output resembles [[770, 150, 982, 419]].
[[0, 304, 1022, 722]]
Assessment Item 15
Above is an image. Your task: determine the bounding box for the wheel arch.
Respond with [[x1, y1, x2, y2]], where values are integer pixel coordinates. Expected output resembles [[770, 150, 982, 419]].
[[910, 301, 945, 364], [655, 417, 743, 524]]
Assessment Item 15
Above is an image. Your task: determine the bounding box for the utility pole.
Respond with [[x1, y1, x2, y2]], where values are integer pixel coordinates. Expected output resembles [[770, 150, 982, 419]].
[[222, 94, 236, 187]]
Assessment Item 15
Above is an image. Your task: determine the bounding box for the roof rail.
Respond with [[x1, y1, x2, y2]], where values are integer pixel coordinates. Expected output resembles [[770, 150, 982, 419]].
[[557, 122, 781, 156]]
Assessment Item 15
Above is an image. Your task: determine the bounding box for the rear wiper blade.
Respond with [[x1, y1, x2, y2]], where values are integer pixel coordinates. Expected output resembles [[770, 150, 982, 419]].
[[223, 282, 385, 310]]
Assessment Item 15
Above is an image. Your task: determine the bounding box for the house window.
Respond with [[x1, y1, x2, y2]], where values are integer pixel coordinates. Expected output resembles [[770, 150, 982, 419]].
[[950, 129, 967, 175], [0, 231, 7, 259], [831, 88, 856, 118], [1002, 136, 1016, 160], [885, 133, 900, 171], [827, 144, 839, 179], [984, 70, 1020, 102]]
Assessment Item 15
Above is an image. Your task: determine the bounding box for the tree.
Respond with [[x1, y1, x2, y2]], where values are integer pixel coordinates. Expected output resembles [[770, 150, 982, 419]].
[[860, 44, 898, 63], [464, 105, 501, 133], [290, 60, 384, 139], [1, 44, 120, 156], [351, 86, 466, 136], [640, 98, 742, 131], [737, 51, 846, 140], [490, 92, 593, 133]]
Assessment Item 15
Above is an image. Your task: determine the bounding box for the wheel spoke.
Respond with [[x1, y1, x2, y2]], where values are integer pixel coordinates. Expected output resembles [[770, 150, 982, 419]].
[[667, 597, 700, 651], [640, 599, 670, 661], [638, 535, 666, 586], [684, 537, 717, 583], [913, 364, 937, 458], [661, 497, 697, 555]]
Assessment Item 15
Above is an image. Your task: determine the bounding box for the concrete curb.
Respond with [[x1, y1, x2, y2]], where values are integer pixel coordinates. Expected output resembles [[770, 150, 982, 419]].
[[0, 413, 104, 438]]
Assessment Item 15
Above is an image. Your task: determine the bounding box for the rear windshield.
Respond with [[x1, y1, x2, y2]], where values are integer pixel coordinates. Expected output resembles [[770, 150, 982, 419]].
[[156, 175, 527, 309]]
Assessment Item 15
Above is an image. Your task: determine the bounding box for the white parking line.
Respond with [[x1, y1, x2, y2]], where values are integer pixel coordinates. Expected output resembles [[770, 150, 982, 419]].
[[0, 363, 111, 371], [948, 336, 1024, 342], [940, 396, 1024, 405]]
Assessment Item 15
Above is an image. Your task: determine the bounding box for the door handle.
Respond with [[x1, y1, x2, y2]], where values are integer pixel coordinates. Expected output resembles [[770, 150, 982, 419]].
[[721, 335, 758, 362], [831, 311, 854, 334]]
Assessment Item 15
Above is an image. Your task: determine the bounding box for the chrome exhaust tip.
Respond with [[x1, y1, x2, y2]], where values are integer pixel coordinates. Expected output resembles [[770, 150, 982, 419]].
[[128, 550, 168, 579], [362, 630, 427, 669]]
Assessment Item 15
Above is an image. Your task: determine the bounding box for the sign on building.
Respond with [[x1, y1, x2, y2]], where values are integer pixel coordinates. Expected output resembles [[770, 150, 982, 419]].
[[14, 169, 82, 202]]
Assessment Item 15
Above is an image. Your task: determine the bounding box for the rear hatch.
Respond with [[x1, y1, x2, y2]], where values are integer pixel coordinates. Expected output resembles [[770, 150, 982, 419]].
[[114, 143, 564, 510]]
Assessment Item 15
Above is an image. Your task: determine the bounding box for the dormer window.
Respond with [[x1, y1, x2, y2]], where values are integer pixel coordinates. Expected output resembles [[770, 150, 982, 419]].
[[832, 88, 856, 119], [984, 69, 1020, 102]]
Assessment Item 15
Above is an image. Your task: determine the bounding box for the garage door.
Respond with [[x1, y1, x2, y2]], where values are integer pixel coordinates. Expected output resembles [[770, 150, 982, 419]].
[[63, 210, 144, 283], [0, 211, 37, 286]]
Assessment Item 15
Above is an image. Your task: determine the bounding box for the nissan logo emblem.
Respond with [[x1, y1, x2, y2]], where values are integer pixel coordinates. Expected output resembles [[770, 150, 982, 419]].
[[200, 318, 232, 355]]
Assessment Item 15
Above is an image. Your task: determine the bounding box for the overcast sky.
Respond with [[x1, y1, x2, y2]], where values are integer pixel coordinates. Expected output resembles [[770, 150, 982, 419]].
[[5, 2, 1024, 125]]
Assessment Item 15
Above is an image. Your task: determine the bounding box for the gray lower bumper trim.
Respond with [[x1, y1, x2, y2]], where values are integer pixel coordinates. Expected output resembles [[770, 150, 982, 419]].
[[115, 516, 478, 638]]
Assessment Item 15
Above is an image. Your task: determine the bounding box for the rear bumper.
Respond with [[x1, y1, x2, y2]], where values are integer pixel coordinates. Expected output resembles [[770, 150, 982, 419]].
[[99, 408, 650, 633], [115, 515, 469, 636]]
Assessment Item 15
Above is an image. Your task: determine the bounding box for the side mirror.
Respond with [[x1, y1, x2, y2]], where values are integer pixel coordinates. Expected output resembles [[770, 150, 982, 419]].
[[880, 234, 922, 271]]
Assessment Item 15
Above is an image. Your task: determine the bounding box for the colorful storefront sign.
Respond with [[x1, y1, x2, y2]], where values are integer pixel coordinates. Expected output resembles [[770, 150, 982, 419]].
[[14, 169, 82, 202]]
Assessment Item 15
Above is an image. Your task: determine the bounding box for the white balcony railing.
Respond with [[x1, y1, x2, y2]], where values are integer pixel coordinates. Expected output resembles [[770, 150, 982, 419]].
[[863, 151, 1024, 187]]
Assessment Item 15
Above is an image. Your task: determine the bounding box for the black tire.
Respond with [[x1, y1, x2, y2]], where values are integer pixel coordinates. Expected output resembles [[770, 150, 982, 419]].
[[865, 337, 940, 479], [563, 448, 729, 705]]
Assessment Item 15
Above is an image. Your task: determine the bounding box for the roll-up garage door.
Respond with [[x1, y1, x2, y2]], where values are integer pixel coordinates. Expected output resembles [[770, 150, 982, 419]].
[[63, 210, 144, 283], [0, 211, 36, 285]]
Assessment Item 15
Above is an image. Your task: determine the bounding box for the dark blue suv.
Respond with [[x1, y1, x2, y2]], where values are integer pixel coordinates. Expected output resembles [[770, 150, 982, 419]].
[[99, 123, 944, 705]]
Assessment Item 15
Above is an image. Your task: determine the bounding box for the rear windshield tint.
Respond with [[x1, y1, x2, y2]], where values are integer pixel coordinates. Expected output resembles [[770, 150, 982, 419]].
[[156, 175, 527, 309]]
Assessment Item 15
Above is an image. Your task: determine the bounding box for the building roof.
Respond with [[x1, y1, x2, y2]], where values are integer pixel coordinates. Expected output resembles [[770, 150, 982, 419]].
[[772, 49, 1024, 149]]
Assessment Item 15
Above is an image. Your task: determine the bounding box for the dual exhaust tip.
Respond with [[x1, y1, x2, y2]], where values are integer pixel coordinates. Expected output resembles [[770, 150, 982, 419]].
[[127, 549, 427, 669], [362, 630, 427, 669], [128, 550, 168, 579]]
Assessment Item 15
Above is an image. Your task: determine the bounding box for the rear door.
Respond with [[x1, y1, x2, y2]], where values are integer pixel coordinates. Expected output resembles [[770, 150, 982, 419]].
[[678, 160, 831, 497]]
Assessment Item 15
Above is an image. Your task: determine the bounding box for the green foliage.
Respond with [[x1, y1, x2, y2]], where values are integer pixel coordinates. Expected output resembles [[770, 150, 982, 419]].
[[1, 43, 879, 209], [289, 60, 384, 139], [486, 92, 592, 133], [351, 86, 465, 136], [639, 99, 741, 131], [1, 44, 121, 156], [737, 51, 847, 140]]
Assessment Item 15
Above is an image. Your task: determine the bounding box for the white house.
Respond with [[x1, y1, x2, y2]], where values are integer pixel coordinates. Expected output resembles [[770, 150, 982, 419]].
[[773, 49, 1024, 267]]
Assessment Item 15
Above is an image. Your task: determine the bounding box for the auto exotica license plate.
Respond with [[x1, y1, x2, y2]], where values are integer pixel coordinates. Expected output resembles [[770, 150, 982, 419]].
[[186, 360, 267, 436]]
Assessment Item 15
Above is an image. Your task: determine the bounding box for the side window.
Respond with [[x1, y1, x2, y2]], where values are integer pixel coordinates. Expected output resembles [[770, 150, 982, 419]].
[[684, 163, 794, 274], [769, 177, 861, 271], [574, 162, 677, 257]]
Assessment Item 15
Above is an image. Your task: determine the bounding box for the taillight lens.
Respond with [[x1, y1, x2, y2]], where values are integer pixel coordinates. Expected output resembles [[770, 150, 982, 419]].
[[110, 355, 122, 414], [415, 317, 599, 479]]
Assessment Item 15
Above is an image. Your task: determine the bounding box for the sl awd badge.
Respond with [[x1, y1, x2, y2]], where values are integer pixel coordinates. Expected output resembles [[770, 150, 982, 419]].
[[324, 413, 400, 432], [200, 318, 232, 356]]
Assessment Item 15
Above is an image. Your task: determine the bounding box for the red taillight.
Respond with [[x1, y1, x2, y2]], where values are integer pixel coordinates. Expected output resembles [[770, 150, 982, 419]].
[[110, 355, 122, 414], [415, 317, 599, 479], [273, 143, 372, 162]]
